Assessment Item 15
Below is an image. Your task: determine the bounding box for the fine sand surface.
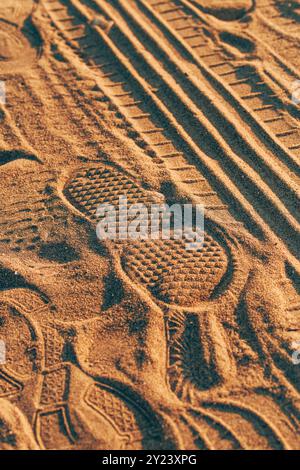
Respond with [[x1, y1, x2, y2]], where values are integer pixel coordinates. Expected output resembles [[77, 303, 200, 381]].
[[0, 0, 299, 450]]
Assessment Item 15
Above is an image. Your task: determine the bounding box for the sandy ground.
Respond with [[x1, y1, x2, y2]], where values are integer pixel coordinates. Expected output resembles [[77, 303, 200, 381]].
[[0, 0, 299, 450]]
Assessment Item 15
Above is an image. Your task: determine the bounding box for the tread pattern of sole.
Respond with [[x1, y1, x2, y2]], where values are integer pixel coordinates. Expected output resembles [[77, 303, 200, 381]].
[[43, 0, 240, 226]]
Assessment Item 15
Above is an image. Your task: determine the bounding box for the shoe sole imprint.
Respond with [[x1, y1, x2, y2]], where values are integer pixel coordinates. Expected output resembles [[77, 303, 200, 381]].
[[64, 165, 233, 307]]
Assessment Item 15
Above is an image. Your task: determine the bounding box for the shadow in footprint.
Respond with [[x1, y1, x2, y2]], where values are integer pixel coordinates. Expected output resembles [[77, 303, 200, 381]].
[[0, 150, 40, 166], [219, 31, 255, 54]]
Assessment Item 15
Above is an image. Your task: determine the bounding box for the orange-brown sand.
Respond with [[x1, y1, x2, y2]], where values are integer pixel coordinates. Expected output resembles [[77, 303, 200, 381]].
[[0, 0, 299, 450]]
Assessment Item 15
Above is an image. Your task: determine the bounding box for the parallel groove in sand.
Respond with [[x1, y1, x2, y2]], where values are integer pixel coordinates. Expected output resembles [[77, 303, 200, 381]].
[[139, 0, 300, 175]]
